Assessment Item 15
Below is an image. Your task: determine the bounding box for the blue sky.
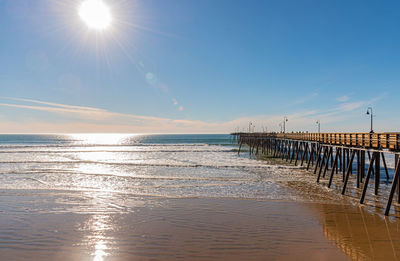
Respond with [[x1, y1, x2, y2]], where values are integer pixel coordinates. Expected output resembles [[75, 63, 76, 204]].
[[0, 0, 399, 133]]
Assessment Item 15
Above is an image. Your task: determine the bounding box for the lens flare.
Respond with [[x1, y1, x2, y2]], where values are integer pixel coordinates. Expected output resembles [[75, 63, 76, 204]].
[[79, 0, 112, 31]]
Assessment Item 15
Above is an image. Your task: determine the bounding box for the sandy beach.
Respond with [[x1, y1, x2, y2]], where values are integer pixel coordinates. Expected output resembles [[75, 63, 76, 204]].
[[0, 190, 349, 260], [2, 188, 400, 260]]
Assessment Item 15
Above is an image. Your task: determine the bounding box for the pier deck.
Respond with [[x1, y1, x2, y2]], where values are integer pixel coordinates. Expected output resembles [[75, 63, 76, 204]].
[[232, 132, 400, 151]]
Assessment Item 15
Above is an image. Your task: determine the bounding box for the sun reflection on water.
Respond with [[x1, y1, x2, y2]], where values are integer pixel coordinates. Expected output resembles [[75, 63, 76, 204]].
[[78, 191, 121, 261], [68, 133, 140, 145], [87, 214, 111, 261], [93, 240, 107, 261]]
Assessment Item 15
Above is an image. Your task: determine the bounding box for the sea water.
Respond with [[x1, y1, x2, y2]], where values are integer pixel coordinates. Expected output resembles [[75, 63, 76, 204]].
[[0, 134, 394, 204], [0, 133, 320, 201]]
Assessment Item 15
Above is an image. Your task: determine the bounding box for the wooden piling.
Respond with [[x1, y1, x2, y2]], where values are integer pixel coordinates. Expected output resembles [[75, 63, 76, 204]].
[[342, 150, 356, 195], [328, 149, 340, 188], [360, 153, 376, 204], [375, 152, 380, 195], [385, 158, 400, 215]]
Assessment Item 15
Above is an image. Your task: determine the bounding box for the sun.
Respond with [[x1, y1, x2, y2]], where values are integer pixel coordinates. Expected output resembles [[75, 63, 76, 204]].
[[78, 0, 112, 31]]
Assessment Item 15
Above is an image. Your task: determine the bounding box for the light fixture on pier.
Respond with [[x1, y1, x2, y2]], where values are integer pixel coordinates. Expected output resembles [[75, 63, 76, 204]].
[[316, 120, 320, 133], [366, 107, 374, 133], [283, 117, 288, 133]]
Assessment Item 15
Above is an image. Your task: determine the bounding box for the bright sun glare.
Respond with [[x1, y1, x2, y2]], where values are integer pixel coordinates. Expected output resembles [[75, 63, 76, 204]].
[[79, 0, 112, 31]]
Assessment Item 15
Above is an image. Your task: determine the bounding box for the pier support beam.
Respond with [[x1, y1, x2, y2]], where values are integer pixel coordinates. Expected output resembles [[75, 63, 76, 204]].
[[342, 150, 356, 195], [375, 152, 381, 195], [360, 153, 376, 204], [385, 159, 400, 215]]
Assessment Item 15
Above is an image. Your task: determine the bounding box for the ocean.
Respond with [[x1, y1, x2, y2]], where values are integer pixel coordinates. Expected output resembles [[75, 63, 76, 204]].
[[0, 133, 327, 201]]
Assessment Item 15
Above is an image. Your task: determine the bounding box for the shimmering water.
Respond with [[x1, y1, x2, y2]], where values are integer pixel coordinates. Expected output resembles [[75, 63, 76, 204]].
[[0, 133, 336, 202]]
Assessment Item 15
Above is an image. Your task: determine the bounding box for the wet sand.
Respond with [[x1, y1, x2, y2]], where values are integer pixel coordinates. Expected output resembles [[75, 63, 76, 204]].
[[3, 188, 400, 260], [311, 203, 400, 260]]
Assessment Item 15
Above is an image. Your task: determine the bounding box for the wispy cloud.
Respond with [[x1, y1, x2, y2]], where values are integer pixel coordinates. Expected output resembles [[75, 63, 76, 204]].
[[336, 95, 349, 102], [5, 97, 104, 112], [0, 95, 388, 133], [303, 101, 366, 123], [289, 92, 318, 106], [0, 97, 169, 122], [0, 103, 95, 114], [0, 97, 212, 132], [337, 101, 364, 111]]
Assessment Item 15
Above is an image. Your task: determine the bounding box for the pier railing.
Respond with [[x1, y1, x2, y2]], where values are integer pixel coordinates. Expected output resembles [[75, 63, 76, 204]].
[[231, 132, 400, 151]]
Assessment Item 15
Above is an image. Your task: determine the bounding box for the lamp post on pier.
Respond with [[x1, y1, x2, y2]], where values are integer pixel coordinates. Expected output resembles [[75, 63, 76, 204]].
[[316, 120, 320, 133], [366, 107, 374, 133], [283, 117, 288, 133]]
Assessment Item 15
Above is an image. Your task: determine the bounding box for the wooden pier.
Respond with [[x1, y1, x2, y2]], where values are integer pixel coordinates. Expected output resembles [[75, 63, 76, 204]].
[[231, 132, 400, 216]]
